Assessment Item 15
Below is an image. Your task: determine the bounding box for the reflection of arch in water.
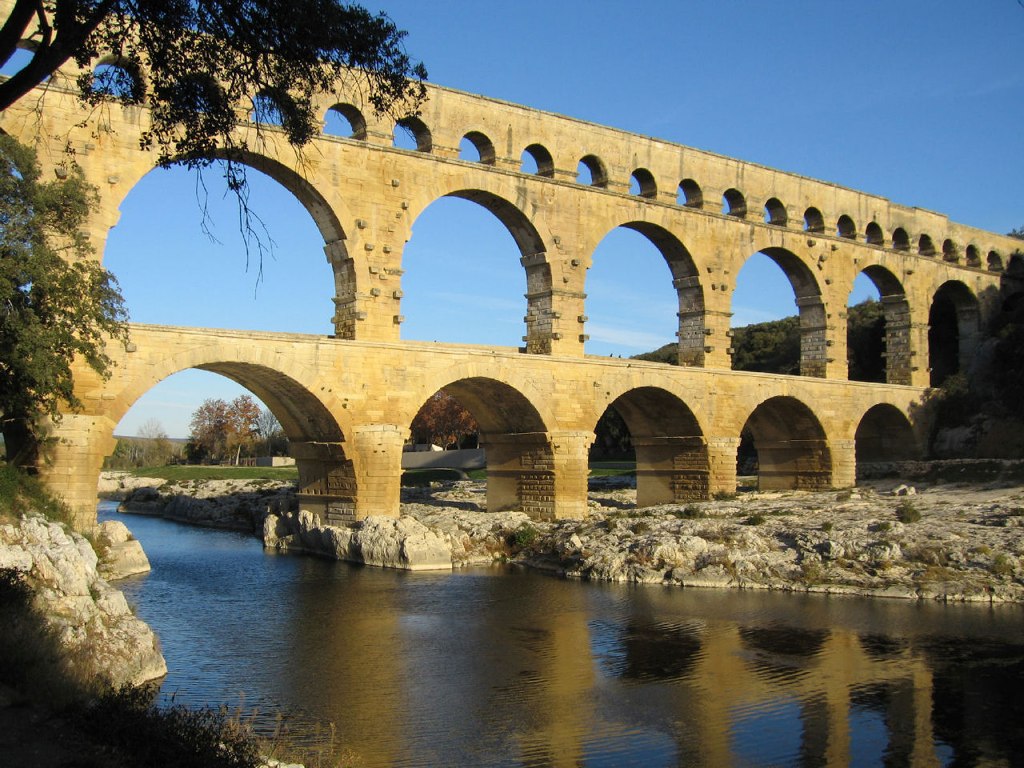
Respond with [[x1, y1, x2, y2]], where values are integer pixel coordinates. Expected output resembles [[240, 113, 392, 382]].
[[740, 397, 832, 490], [739, 625, 830, 682]]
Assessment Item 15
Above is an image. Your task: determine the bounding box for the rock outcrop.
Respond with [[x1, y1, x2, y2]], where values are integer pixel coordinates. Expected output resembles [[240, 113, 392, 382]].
[[0, 514, 167, 687]]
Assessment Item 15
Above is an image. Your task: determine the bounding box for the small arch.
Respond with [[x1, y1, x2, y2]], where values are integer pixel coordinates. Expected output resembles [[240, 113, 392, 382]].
[[677, 179, 703, 208], [394, 116, 432, 152], [836, 214, 857, 239], [965, 244, 981, 268], [323, 103, 367, 139], [251, 90, 287, 126], [764, 198, 787, 227], [722, 188, 747, 218], [988, 251, 1004, 272], [892, 228, 910, 251], [520, 144, 554, 177], [630, 168, 657, 198], [865, 222, 884, 246], [803, 207, 825, 233], [165, 73, 228, 115], [90, 59, 143, 100], [855, 404, 920, 468], [459, 131, 496, 165], [918, 234, 936, 257], [851, 266, 911, 385], [577, 154, 608, 188], [595, 387, 708, 506], [942, 238, 960, 263], [740, 396, 832, 490]]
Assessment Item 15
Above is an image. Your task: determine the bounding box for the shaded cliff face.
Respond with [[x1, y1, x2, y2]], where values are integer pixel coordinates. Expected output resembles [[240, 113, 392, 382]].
[[0, 514, 167, 690]]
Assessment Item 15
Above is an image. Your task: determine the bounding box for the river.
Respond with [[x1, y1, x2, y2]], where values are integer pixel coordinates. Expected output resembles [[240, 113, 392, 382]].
[[100, 501, 1024, 767]]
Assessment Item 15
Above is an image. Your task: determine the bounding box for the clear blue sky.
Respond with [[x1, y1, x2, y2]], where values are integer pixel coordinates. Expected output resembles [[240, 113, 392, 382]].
[[74, 1, 1024, 437]]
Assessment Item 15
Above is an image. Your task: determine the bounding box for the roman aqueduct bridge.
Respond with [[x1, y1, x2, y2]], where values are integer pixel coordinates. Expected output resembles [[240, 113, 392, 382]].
[[2, 54, 1020, 530]]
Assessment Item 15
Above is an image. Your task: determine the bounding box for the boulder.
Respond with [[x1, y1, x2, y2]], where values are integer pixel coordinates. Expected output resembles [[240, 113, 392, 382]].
[[354, 516, 452, 571]]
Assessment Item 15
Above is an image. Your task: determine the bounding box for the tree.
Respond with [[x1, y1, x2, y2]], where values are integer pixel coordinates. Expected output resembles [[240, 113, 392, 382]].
[[136, 416, 172, 466], [0, 135, 129, 468], [410, 390, 478, 450], [0, 1, 426, 181], [254, 407, 287, 456], [186, 393, 261, 463]]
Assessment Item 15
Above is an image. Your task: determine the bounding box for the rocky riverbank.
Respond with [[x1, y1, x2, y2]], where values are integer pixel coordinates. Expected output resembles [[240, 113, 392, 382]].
[[109, 469, 1024, 603]]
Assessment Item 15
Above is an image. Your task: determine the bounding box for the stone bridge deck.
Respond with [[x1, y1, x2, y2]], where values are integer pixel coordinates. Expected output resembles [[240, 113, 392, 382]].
[[51, 324, 925, 529]]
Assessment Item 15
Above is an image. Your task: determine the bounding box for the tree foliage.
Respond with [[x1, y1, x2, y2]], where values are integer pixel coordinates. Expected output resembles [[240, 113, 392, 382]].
[[0, 0, 426, 170], [410, 390, 478, 450], [0, 134, 129, 467], [186, 394, 261, 463]]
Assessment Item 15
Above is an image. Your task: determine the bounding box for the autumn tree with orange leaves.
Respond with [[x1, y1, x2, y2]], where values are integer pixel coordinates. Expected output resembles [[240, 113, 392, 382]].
[[187, 394, 262, 463], [410, 391, 478, 450]]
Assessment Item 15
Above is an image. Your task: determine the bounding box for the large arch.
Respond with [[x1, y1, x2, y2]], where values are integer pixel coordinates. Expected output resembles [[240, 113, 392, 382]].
[[851, 265, 913, 385], [410, 376, 555, 519], [855, 404, 920, 468], [928, 281, 980, 387], [402, 188, 554, 353], [733, 247, 826, 377], [740, 396, 832, 490], [599, 387, 709, 506], [586, 221, 705, 365]]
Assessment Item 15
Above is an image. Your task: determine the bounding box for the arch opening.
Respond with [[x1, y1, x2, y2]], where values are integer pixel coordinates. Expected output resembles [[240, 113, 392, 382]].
[[103, 161, 342, 335], [739, 396, 832, 491], [400, 192, 546, 349], [965, 244, 981, 268], [459, 131, 496, 165], [849, 267, 911, 385], [591, 388, 708, 507], [865, 222, 884, 246], [394, 116, 431, 152], [988, 251, 1004, 272], [837, 214, 857, 239], [892, 228, 910, 252], [918, 234, 936, 257], [630, 168, 657, 198], [929, 281, 979, 387], [764, 198, 787, 227], [942, 239, 960, 264], [577, 154, 608, 188], [90, 59, 142, 100], [803, 207, 825, 233], [855, 404, 919, 470], [324, 103, 367, 139], [585, 223, 704, 364], [722, 188, 747, 218], [731, 248, 824, 377], [521, 143, 554, 177], [678, 179, 703, 208]]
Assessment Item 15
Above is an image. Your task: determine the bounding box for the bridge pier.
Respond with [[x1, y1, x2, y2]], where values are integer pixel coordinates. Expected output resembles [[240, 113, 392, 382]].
[[481, 432, 559, 521], [291, 441, 358, 525], [37, 414, 118, 531], [755, 438, 833, 490], [706, 436, 741, 497], [350, 424, 406, 520], [633, 436, 710, 506], [549, 431, 593, 521]]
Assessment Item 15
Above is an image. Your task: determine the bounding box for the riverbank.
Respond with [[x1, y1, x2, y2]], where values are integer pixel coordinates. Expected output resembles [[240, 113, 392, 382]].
[[107, 467, 1024, 603]]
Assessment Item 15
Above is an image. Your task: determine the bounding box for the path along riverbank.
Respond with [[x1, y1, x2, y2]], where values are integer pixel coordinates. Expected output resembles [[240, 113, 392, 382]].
[[105, 463, 1024, 604]]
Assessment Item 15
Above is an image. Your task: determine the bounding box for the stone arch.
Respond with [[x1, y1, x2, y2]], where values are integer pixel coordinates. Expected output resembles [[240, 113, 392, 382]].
[[593, 221, 705, 365], [804, 207, 825, 233], [942, 238, 960, 264], [735, 246, 826, 377], [764, 197, 787, 226], [460, 130, 496, 165], [90, 56, 144, 100], [521, 143, 554, 177], [855, 403, 920, 467], [114, 355, 354, 524], [965, 244, 981, 268], [722, 188, 747, 218], [853, 265, 913, 385], [678, 179, 703, 208], [892, 228, 910, 252], [740, 396, 832, 490], [988, 250, 1004, 272], [419, 376, 554, 519], [599, 387, 709, 506], [929, 280, 980, 387], [918, 234, 936, 257], [837, 214, 857, 239], [577, 154, 608, 188], [865, 222, 884, 246], [324, 102, 367, 139], [404, 187, 553, 353], [630, 168, 657, 198], [394, 115, 432, 152]]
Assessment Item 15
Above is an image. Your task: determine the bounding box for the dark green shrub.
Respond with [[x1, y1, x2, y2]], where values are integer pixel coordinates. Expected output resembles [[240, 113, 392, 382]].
[[895, 500, 921, 524]]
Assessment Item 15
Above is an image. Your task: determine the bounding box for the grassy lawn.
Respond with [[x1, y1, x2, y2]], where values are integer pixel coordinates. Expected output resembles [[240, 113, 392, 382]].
[[128, 465, 299, 482]]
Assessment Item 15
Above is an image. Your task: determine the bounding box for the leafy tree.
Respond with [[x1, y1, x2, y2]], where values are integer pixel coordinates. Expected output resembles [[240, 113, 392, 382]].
[[589, 406, 634, 461], [0, 135, 129, 468], [254, 406, 287, 456], [0, 1, 426, 167], [410, 390, 478, 450], [187, 394, 261, 463], [730, 315, 801, 375]]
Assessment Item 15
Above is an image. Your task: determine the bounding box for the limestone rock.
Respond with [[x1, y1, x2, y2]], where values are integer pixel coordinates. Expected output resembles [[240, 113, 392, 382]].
[[354, 516, 452, 571], [95, 520, 151, 580]]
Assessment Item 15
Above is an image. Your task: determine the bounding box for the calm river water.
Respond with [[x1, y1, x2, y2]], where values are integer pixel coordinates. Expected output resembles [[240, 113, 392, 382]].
[[100, 501, 1024, 767]]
